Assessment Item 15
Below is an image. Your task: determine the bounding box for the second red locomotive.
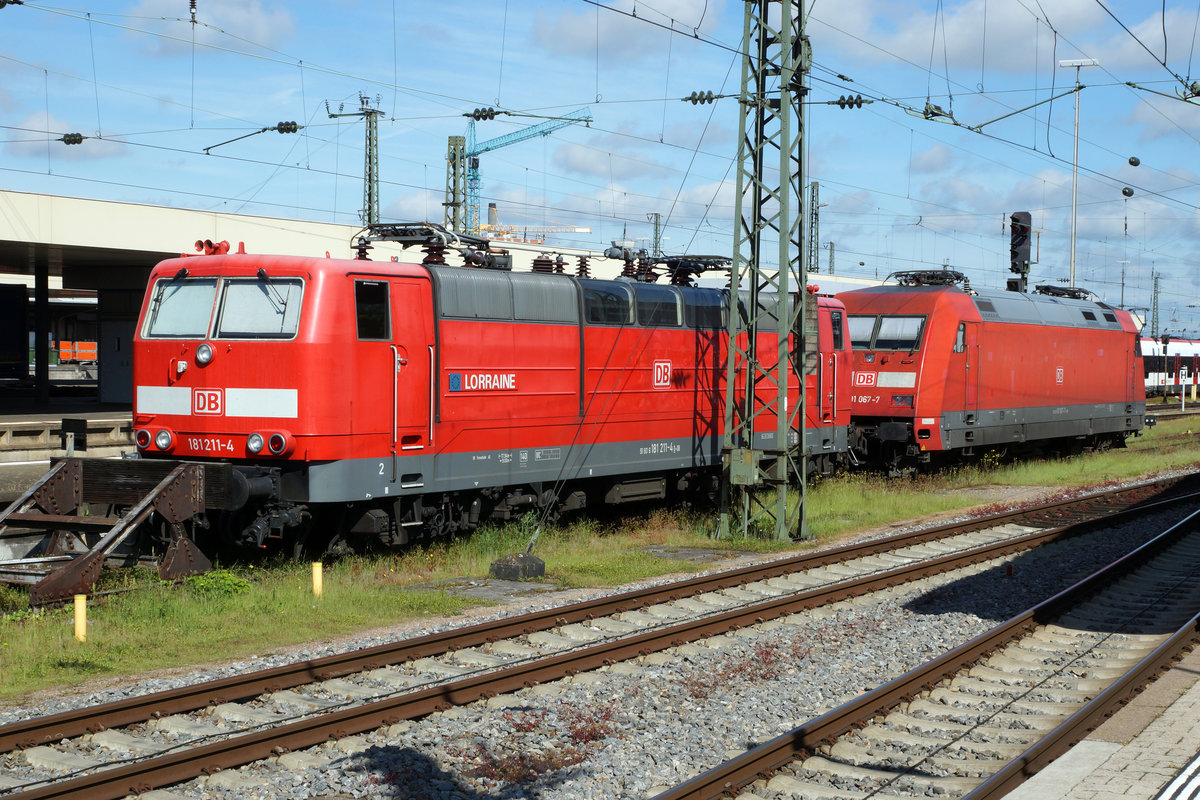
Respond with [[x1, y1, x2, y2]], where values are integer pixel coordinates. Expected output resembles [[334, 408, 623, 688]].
[[840, 270, 1145, 472]]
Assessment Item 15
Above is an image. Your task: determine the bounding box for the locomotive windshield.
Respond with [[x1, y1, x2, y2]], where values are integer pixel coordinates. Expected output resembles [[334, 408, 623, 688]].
[[143, 276, 303, 339], [143, 278, 217, 337], [848, 315, 876, 349], [214, 278, 303, 338], [848, 314, 926, 351]]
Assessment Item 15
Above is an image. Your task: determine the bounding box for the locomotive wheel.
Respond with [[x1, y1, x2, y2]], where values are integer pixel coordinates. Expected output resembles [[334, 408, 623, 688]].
[[537, 489, 563, 527], [882, 444, 914, 477]]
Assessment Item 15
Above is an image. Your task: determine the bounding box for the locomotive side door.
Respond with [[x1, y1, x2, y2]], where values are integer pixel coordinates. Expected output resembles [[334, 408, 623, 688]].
[[814, 305, 841, 424], [388, 278, 434, 454], [958, 321, 980, 417], [352, 276, 434, 485]]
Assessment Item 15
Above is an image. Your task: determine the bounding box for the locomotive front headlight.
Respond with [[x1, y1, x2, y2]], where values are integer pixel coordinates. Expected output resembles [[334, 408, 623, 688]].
[[247, 432, 265, 454], [195, 343, 214, 365], [135, 429, 151, 449], [154, 429, 173, 450]]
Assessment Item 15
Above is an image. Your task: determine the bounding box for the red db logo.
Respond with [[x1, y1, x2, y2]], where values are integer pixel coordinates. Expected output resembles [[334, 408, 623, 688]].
[[192, 388, 224, 415], [653, 361, 672, 388], [853, 372, 877, 387]]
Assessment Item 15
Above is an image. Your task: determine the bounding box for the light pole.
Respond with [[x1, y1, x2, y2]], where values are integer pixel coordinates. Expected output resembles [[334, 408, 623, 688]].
[[1059, 58, 1099, 288]]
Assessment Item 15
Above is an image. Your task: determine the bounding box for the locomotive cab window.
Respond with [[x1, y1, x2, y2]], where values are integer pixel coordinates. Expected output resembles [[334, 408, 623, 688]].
[[874, 315, 925, 351], [214, 277, 303, 339], [848, 315, 876, 350], [954, 323, 965, 353], [830, 311, 844, 350], [143, 278, 218, 338], [847, 314, 925, 351], [355, 280, 390, 340]]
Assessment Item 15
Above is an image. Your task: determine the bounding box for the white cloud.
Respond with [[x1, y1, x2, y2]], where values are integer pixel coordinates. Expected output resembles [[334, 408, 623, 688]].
[[382, 190, 444, 224], [125, 0, 295, 56], [811, 0, 1107, 75], [553, 141, 674, 181], [5, 112, 127, 161], [533, 0, 728, 64], [1124, 93, 1200, 145], [911, 143, 956, 174]]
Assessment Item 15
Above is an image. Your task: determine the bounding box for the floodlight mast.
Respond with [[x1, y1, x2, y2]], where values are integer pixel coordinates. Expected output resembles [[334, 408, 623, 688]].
[[1059, 58, 1099, 288]]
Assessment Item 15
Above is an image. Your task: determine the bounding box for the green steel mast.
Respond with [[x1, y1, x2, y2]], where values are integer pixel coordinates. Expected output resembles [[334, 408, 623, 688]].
[[719, 0, 811, 541]]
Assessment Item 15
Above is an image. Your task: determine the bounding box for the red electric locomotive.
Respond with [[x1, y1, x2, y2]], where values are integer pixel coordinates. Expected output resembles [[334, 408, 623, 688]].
[[131, 231, 851, 553], [839, 270, 1145, 472]]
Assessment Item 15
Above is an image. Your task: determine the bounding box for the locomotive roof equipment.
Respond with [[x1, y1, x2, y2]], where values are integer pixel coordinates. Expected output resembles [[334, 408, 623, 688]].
[[885, 269, 973, 291]]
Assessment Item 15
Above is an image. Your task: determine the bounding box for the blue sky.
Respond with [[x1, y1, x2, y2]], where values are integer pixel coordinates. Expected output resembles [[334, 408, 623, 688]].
[[4, 1, 1200, 333]]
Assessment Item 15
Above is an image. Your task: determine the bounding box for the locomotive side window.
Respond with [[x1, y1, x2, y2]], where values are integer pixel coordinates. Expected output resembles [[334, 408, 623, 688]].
[[954, 322, 965, 353], [874, 315, 925, 350], [634, 284, 682, 327], [581, 281, 633, 325], [511, 273, 579, 323], [355, 280, 390, 340], [848, 315, 877, 350], [144, 278, 218, 338], [830, 311, 844, 350], [215, 278, 303, 339], [681, 287, 725, 329]]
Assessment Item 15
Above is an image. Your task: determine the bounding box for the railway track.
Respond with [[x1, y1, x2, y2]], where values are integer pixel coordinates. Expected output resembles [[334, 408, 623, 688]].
[[1, 474, 1198, 799], [653, 504, 1200, 800]]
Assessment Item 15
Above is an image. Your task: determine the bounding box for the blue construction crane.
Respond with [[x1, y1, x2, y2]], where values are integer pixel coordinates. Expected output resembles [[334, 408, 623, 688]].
[[444, 107, 592, 235]]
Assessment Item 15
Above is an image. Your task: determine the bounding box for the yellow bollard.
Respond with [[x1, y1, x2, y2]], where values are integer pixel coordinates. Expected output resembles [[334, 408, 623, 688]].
[[73, 595, 86, 642], [312, 562, 323, 598]]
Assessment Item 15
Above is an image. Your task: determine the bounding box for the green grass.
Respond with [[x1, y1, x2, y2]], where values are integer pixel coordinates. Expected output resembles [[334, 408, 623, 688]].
[[1, 420, 1197, 702], [0, 564, 475, 699]]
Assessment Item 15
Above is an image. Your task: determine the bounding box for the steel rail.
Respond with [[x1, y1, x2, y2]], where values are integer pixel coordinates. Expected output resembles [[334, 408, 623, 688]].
[[0, 476, 1193, 757], [7, 490, 1198, 799], [649, 506, 1200, 800]]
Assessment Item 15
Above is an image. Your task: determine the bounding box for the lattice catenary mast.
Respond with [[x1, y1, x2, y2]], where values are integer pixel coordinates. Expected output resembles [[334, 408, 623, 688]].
[[719, 0, 813, 541]]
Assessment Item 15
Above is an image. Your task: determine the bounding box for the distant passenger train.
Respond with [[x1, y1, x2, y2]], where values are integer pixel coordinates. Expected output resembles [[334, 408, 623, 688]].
[[1140, 335, 1200, 397]]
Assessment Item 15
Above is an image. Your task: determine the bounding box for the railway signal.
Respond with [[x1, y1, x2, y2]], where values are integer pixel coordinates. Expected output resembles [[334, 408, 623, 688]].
[[1009, 211, 1032, 291]]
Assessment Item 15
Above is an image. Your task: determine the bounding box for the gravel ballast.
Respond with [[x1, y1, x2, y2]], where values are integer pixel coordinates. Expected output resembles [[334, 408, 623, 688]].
[[0, 481, 1189, 799]]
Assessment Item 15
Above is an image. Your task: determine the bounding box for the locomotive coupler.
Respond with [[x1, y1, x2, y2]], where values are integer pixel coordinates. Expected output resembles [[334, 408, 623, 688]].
[[243, 503, 309, 548]]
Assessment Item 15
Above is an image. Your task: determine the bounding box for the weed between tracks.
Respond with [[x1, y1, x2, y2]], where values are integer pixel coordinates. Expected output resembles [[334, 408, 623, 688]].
[[0, 420, 1198, 702], [423, 702, 620, 785]]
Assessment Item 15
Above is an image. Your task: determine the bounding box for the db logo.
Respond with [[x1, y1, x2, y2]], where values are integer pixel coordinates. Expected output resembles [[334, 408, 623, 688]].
[[853, 372, 877, 387], [653, 361, 672, 388], [192, 388, 224, 415]]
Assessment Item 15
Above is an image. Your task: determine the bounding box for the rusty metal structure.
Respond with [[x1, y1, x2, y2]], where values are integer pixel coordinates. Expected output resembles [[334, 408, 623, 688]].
[[0, 459, 232, 604]]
